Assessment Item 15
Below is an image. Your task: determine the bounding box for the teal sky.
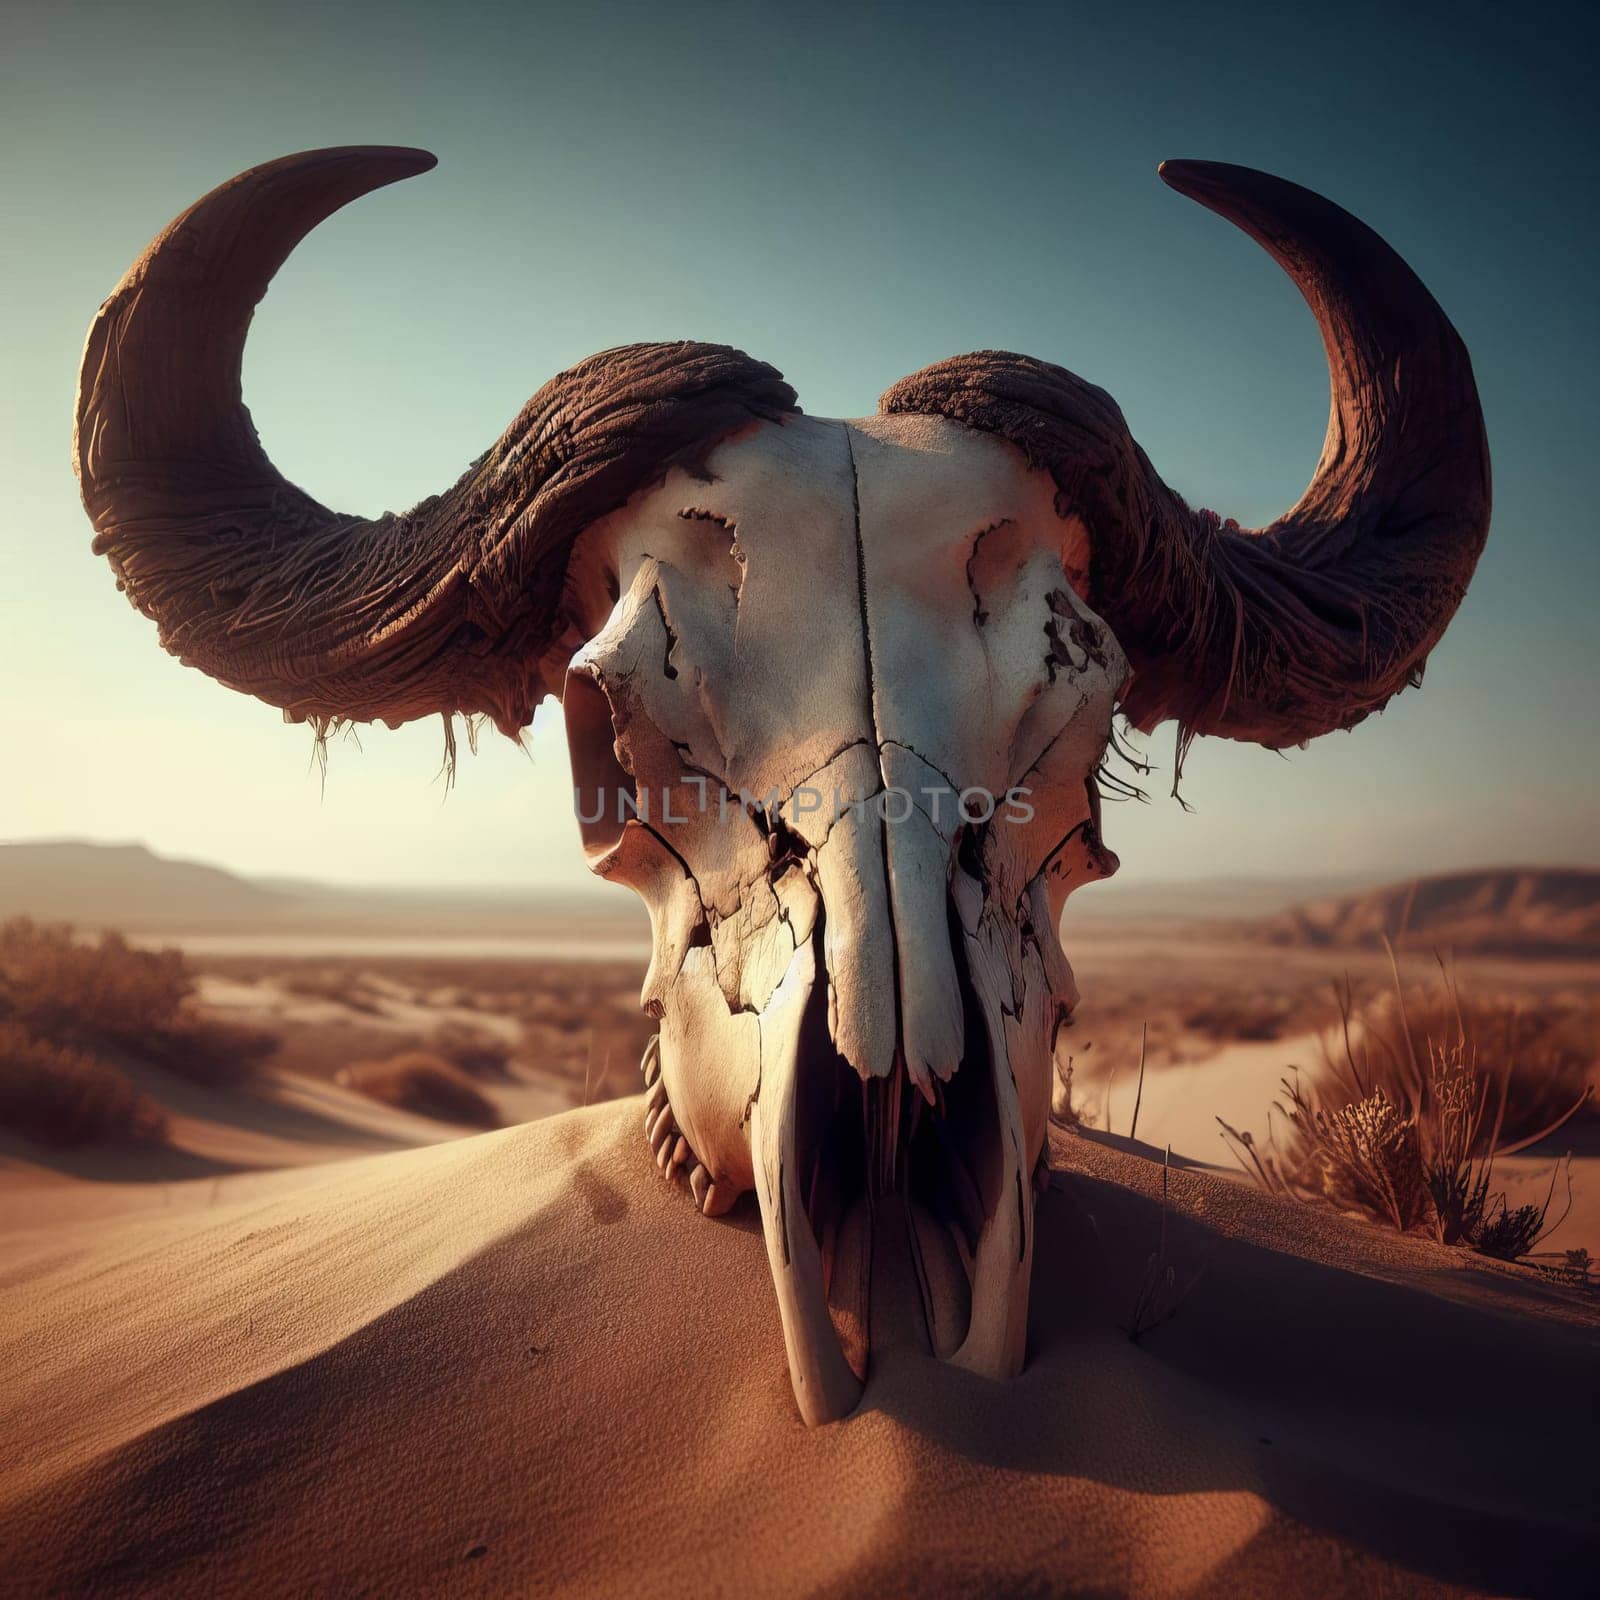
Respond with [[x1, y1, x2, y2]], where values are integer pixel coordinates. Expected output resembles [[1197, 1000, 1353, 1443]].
[[2, 0, 1595, 891]]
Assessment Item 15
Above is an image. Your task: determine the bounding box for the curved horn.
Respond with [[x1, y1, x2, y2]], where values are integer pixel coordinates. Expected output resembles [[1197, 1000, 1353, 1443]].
[[1108, 160, 1491, 749], [75, 147, 478, 729], [76, 148, 797, 737]]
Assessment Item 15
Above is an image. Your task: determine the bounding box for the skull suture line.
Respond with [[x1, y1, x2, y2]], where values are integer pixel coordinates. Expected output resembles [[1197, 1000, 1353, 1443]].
[[75, 149, 1489, 1425]]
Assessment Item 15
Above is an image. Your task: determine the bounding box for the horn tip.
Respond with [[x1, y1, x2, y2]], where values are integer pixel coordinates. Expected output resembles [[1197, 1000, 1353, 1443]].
[[277, 144, 438, 184], [384, 145, 439, 174], [1157, 158, 1229, 196], [334, 144, 438, 179]]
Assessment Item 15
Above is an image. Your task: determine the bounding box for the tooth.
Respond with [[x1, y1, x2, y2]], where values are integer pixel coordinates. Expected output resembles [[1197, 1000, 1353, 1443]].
[[701, 1180, 735, 1218], [690, 1164, 711, 1210], [646, 1101, 672, 1146], [649, 1106, 677, 1155], [751, 938, 864, 1426], [641, 1034, 661, 1087], [670, 1135, 691, 1174], [643, 1080, 668, 1137]]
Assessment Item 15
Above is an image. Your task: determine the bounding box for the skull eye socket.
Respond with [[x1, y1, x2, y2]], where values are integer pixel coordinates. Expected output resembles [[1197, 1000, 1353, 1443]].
[[963, 518, 1025, 629], [563, 669, 636, 861]]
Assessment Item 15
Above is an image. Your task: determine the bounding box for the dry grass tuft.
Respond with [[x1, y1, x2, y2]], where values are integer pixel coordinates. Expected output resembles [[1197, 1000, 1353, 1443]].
[[1123, 1146, 1208, 1342], [1220, 950, 1588, 1262], [339, 1051, 501, 1129], [0, 1021, 166, 1147], [1350, 983, 1595, 1147], [1051, 1054, 1083, 1128]]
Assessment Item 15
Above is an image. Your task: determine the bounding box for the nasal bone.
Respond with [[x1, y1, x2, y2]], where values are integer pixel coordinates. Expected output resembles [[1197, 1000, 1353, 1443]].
[[813, 782, 967, 1105]]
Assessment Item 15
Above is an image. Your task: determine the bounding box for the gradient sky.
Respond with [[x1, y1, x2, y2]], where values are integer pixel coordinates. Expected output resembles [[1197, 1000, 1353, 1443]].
[[2, 0, 1596, 892]]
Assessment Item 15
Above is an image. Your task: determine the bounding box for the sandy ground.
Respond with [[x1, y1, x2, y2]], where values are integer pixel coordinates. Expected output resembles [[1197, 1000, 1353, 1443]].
[[2, 936, 1596, 1594], [1, 1099, 1595, 1597]]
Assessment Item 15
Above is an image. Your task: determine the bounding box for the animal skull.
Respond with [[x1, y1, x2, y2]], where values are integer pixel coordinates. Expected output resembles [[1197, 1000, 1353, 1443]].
[[74, 148, 1490, 1425], [563, 414, 1123, 1418]]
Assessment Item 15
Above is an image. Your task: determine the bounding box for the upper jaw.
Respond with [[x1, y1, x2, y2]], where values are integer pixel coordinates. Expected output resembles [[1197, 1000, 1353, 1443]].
[[748, 917, 1035, 1427]]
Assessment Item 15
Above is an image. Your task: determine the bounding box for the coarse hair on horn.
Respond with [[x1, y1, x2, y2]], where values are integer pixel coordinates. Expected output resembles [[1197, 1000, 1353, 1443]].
[[304, 338, 804, 783], [76, 148, 799, 772], [877, 350, 1226, 784], [882, 167, 1487, 772]]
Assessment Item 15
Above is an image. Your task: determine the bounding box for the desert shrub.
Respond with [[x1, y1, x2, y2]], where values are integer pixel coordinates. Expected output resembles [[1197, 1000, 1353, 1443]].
[[141, 1017, 282, 1086], [0, 918, 190, 1046], [0, 1021, 166, 1147], [1220, 962, 1587, 1262], [433, 1023, 513, 1079], [339, 1051, 500, 1129], [0, 918, 279, 1088]]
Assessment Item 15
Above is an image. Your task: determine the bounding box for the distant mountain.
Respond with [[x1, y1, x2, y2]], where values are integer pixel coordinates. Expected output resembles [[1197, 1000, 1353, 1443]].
[[1255, 868, 1600, 958], [0, 839, 643, 940], [1065, 871, 1369, 927], [0, 841, 286, 927]]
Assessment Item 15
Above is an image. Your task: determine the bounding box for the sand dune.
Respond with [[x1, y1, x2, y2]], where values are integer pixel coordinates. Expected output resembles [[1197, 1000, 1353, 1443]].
[[2, 1098, 1595, 1597]]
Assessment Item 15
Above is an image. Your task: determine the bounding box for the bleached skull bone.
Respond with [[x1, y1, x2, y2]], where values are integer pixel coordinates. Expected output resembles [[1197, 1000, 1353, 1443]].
[[74, 148, 1490, 1427], [562, 413, 1124, 1420]]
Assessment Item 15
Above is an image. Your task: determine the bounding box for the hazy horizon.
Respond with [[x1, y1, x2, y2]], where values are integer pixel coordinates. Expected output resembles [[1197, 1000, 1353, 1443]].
[[4, 0, 1597, 891], [2, 832, 1398, 897], [1, 826, 1587, 895]]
